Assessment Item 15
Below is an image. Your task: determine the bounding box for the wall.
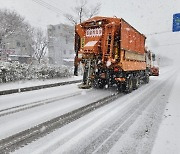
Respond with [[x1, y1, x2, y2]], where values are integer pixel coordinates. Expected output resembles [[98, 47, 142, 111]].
[[47, 24, 74, 66]]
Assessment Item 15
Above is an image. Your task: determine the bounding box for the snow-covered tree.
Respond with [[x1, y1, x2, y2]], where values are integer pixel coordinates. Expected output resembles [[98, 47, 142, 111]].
[[0, 9, 29, 48], [0, 9, 36, 58], [32, 28, 48, 64]]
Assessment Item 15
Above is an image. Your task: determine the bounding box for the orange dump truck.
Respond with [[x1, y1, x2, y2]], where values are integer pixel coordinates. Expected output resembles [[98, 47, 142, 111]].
[[74, 16, 150, 92]]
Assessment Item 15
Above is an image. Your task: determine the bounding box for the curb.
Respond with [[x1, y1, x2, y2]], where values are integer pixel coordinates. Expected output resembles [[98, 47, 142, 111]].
[[0, 80, 82, 96]]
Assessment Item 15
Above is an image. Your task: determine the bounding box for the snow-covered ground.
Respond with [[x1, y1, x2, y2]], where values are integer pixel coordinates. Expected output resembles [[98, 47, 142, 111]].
[[0, 66, 179, 154], [0, 75, 82, 91], [152, 68, 180, 154], [0, 84, 116, 140]]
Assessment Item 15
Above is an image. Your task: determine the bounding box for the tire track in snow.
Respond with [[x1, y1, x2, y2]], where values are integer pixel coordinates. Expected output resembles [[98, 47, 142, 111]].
[[48, 69, 176, 154], [77, 71, 176, 154], [0, 91, 82, 118], [0, 91, 119, 153]]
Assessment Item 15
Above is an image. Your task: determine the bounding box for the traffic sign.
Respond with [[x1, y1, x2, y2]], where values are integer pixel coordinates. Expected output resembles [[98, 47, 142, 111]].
[[173, 13, 180, 32]]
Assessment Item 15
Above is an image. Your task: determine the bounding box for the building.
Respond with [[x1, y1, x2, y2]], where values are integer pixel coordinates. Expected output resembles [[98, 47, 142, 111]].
[[47, 24, 74, 66], [0, 32, 34, 64]]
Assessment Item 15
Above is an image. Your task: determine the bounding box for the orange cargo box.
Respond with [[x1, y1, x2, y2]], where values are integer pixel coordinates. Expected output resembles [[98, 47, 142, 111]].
[[120, 19, 146, 54], [75, 16, 147, 72]]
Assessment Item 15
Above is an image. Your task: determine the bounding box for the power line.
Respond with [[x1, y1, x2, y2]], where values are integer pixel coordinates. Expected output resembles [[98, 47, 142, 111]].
[[31, 0, 63, 15], [32, 0, 63, 14]]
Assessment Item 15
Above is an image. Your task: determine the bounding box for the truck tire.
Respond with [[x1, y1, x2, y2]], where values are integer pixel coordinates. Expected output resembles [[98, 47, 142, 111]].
[[98, 79, 106, 89], [123, 77, 133, 93], [133, 77, 140, 89], [93, 78, 106, 89], [143, 74, 149, 84], [117, 83, 124, 92]]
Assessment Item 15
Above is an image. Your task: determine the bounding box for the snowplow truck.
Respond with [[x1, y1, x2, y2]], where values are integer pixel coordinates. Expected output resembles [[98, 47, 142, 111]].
[[74, 16, 150, 92]]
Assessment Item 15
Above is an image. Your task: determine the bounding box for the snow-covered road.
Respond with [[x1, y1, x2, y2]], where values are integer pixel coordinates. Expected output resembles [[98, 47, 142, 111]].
[[0, 84, 117, 141], [0, 66, 179, 154], [152, 67, 180, 154]]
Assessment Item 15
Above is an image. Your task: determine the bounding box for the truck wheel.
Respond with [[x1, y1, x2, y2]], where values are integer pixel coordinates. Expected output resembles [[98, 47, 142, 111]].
[[133, 77, 140, 89], [117, 83, 124, 92], [98, 79, 106, 89], [124, 77, 133, 93], [93, 78, 105, 89], [144, 74, 149, 84]]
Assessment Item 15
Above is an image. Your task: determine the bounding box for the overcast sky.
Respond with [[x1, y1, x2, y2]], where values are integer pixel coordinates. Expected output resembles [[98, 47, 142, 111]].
[[0, 0, 180, 64]]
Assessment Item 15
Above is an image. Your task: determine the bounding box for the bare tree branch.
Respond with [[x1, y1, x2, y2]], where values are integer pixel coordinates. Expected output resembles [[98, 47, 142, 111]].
[[87, 3, 101, 18], [32, 28, 48, 63], [64, 0, 101, 25], [64, 14, 77, 25]]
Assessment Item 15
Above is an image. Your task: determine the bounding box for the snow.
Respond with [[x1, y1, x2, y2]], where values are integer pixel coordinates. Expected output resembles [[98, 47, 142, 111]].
[[0, 83, 114, 140], [0, 66, 179, 153], [11, 82, 153, 154], [106, 60, 111, 67], [63, 58, 74, 62], [0, 75, 82, 91], [151, 69, 180, 154], [108, 71, 175, 154]]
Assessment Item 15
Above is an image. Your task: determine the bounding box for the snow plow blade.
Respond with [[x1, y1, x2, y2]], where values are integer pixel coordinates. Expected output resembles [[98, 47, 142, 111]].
[[78, 83, 92, 89]]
